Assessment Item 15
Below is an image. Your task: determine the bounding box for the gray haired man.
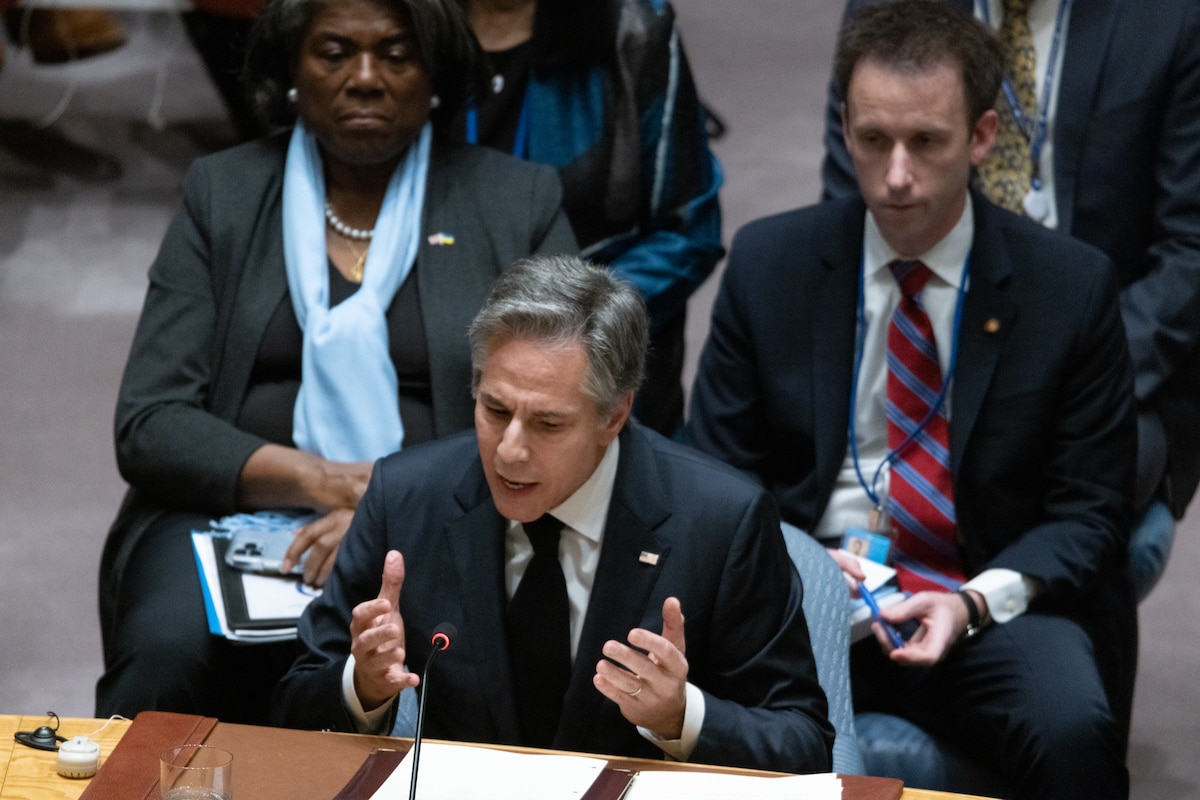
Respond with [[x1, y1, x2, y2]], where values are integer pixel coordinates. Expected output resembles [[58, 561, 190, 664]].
[[274, 255, 834, 773]]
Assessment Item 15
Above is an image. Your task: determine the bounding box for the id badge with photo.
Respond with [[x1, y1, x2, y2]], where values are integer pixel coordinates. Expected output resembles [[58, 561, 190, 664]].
[[841, 526, 891, 565]]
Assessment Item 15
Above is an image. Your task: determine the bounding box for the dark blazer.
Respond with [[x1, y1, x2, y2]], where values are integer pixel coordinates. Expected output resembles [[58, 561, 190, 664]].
[[823, 0, 1200, 516], [99, 134, 576, 643], [687, 194, 1138, 724], [274, 423, 835, 775]]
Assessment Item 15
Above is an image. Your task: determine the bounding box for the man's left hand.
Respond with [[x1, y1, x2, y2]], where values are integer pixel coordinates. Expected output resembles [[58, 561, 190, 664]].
[[877, 590, 972, 666], [594, 597, 689, 739]]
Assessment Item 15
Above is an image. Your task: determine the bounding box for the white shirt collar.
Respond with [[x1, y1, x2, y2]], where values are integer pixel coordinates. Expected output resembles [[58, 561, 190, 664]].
[[864, 193, 975, 289], [509, 435, 621, 544]]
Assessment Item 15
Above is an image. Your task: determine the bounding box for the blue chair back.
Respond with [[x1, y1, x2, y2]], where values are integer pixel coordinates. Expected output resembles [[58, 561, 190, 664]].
[[781, 522, 865, 775]]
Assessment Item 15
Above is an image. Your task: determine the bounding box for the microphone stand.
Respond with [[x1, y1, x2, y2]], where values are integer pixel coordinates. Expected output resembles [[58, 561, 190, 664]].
[[408, 625, 454, 800]]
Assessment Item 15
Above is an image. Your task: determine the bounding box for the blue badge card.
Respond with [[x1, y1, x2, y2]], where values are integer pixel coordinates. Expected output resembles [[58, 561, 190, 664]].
[[842, 527, 891, 565]]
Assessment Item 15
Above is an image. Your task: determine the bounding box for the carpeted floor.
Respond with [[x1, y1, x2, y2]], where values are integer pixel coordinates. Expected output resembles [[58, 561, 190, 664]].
[[0, 5, 1195, 798]]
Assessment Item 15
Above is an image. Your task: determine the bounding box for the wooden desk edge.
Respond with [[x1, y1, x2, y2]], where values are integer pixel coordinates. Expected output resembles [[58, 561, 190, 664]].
[[0, 716, 995, 800]]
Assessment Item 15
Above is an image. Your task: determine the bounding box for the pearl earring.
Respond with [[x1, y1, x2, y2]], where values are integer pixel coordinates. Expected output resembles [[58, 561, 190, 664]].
[[287, 87, 298, 104], [430, 94, 440, 109]]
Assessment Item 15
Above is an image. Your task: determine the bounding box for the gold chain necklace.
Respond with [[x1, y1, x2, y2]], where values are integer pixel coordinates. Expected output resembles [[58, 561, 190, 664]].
[[344, 237, 368, 284], [328, 223, 370, 284]]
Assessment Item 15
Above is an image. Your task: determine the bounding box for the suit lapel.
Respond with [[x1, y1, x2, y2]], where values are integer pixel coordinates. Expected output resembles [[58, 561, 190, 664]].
[[812, 203, 866, 494], [416, 144, 503, 436], [446, 461, 523, 743], [556, 426, 671, 751], [212, 161, 290, 422], [1053, 0, 1119, 233], [950, 198, 1017, 474]]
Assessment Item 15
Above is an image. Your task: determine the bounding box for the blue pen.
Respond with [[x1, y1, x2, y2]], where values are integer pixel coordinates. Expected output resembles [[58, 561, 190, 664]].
[[859, 582, 906, 649]]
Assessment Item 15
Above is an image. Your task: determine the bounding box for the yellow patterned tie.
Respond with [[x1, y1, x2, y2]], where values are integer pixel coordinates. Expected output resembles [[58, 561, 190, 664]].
[[977, 0, 1037, 213]]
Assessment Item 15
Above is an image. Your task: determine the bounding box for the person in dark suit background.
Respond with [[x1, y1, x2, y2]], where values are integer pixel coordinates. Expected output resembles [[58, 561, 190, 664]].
[[96, 0, 575, 726], [822, 0, 1200, 601], [687, 2, 1134, 796], [274, 255, 834, 774]]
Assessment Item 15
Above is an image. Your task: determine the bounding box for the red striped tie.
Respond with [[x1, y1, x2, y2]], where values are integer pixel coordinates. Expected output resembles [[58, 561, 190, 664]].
[[886, 260, 966, 593]]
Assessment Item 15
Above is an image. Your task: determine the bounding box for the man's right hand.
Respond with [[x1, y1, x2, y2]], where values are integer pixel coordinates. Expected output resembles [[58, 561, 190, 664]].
[[350, 550, 418, 710]]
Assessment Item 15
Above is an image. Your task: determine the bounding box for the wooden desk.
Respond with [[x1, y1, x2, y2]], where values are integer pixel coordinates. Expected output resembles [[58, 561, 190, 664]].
[[0, 715, 992, 800], [1, 715, 133, 800]]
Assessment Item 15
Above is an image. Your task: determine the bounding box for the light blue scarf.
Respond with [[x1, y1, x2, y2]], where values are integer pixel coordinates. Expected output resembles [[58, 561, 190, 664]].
[[282, 120, 432, 462]]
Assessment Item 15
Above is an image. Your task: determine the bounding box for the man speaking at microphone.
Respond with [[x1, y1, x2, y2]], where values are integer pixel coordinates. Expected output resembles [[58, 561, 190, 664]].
[[274, 255, 834, 773]]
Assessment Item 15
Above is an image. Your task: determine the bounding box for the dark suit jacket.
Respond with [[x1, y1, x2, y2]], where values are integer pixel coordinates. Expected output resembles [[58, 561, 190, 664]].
[[823, 0, 1200, 516], [687, 194, 1138, 722], [99, 134, 576, 644], [274, 424, 835, 774]]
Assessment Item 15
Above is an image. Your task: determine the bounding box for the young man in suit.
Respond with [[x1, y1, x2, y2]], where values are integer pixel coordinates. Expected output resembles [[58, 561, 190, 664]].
[[274, 255, 834, 774], [688, 2, 1134, 797], [822, 0, 1200, 600]]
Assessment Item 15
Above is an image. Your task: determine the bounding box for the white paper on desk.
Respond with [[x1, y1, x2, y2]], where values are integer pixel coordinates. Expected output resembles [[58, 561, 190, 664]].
[[370, 743, 608, 800], [625, 770, 841, 800]]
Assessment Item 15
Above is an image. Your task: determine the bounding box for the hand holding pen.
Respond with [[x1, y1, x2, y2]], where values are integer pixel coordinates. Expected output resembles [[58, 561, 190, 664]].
[[858, 581, 906, 649]]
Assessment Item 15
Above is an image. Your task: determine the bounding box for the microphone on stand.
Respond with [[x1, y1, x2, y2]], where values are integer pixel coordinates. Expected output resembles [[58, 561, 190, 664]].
[[408, 622, 456, 800]]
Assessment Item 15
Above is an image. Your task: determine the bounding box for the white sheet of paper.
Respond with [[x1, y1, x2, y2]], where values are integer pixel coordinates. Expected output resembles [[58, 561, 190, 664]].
[[369, 743, 608, 800], [841, 551, 896, 592], [241, 571, 321, 620], [624, 770, 841, 800]]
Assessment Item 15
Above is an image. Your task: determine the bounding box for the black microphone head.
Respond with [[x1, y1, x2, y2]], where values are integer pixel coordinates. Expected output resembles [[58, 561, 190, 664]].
[[430, 623, 457, 651]]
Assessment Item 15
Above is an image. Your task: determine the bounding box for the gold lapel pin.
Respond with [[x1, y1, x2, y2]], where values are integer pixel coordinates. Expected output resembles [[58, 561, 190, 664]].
[[638, 551, 659, 565], [984, 318, 1001, 334]]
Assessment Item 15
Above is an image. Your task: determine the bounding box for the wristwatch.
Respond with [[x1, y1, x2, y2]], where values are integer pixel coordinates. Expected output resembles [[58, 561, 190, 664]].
[[956, 590, 987, 639]]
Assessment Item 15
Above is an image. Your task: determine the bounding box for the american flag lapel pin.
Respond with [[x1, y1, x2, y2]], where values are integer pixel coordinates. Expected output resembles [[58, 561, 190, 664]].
[[427, 232, 455, 246], [639, 551, 659, 565]]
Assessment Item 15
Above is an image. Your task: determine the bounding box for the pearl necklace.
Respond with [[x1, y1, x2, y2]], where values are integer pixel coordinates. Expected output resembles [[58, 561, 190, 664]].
[[324, 200, 374, 241]]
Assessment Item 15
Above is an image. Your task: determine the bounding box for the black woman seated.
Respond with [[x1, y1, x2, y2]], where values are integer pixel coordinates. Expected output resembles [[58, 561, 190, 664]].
[[95, 0, 575, 724]]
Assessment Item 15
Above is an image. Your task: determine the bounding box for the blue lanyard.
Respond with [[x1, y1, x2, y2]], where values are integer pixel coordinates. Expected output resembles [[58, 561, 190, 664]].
[[848, 254, 970, 509], [465, 89, 531, 160], [977, 0, 1072, 188]]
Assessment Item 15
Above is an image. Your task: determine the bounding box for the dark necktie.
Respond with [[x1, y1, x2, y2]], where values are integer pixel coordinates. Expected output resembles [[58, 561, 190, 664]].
[[506, 514, 571, 748], [886, 260, 967, 593]]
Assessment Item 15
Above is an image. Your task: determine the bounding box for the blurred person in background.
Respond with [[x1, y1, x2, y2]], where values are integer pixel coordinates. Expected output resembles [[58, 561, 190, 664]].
[[451, 0, 724, 437]]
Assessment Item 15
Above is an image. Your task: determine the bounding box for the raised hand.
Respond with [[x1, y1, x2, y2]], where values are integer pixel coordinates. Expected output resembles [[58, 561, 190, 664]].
[[593, 597, 689, 739], [350, 550, 419, 710]]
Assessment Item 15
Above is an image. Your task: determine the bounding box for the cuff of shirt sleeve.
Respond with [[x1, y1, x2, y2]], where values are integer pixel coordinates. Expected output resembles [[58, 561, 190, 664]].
[[962, 568, 1040, 624], [342, 655, 397, 734], [636, 682, 704, 761]]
